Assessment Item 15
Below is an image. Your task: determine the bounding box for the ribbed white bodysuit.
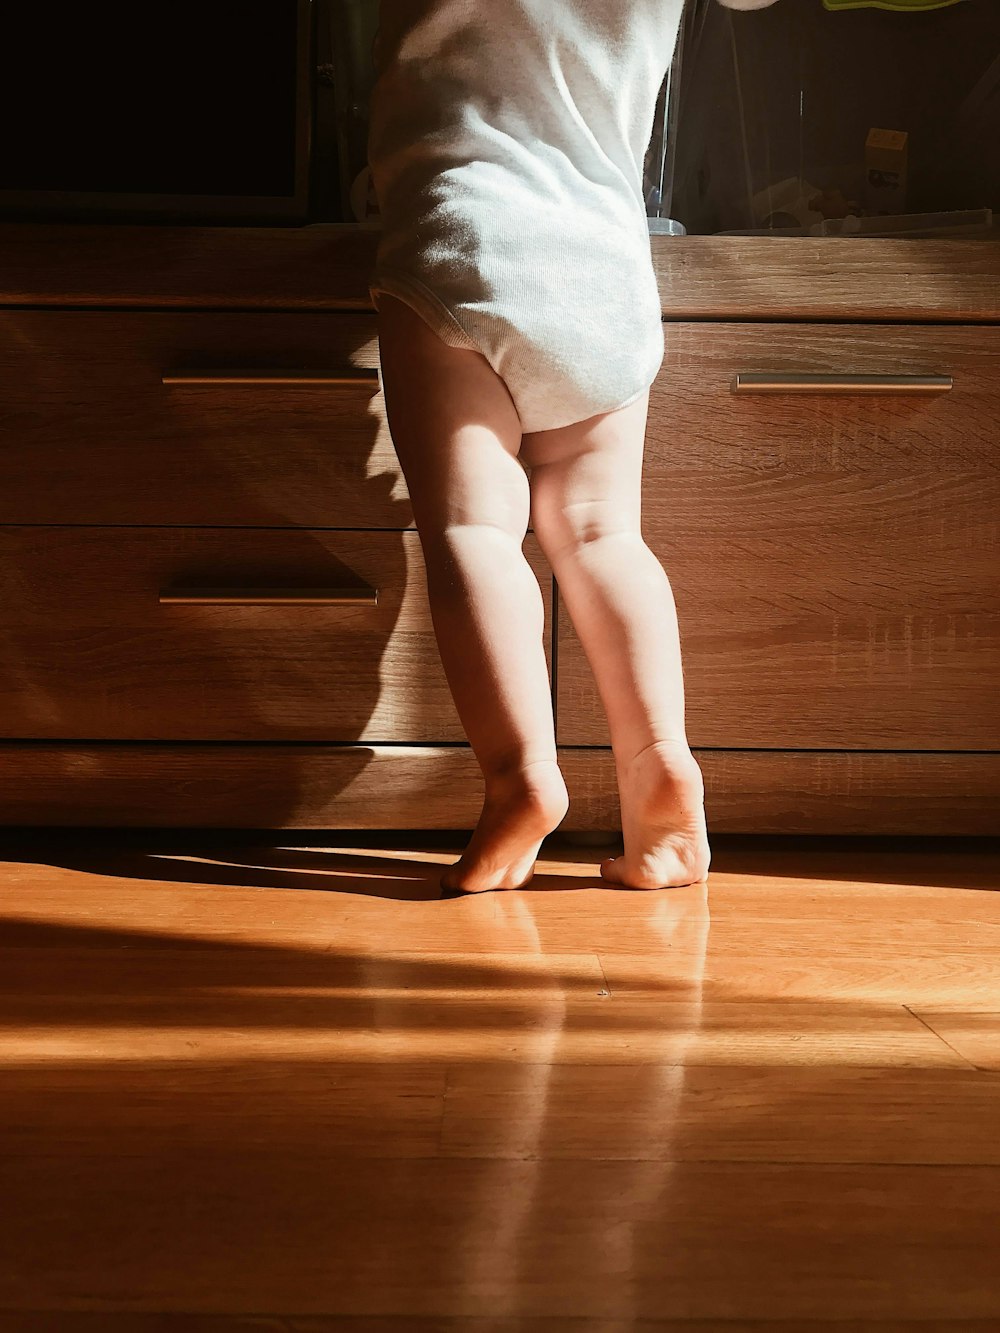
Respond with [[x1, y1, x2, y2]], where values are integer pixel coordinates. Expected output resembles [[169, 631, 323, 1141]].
[[366, 0, 774, 433]]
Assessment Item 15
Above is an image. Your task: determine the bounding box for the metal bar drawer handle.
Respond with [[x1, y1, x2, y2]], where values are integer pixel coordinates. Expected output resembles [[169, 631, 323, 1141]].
[[161, 368, 381, 388], [733, 372, 953, 394], [159, 586, 379, 606]]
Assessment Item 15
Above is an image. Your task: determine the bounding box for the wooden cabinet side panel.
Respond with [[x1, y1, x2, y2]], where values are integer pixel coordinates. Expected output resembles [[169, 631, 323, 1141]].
[[3, 226, 1000, 319], [0, 744, 995, 834], [557, 749, 1000, 836]]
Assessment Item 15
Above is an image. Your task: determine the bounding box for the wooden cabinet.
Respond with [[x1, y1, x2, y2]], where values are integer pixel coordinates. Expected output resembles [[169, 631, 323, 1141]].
[[556, 314, 1000, 833], [0, 312, 395, 527], [559, 323, 1000, 751], [1, 223, 998, 832], [0, 526, 553, 742]]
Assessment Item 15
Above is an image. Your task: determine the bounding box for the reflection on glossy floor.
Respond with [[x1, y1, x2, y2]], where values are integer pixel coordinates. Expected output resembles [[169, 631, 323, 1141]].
[[1, 829, 998, 1332]]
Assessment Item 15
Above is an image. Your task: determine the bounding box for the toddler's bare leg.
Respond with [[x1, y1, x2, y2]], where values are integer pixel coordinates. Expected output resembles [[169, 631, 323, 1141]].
[[376, 293, 568, 891], [522, 392, 711, 888]]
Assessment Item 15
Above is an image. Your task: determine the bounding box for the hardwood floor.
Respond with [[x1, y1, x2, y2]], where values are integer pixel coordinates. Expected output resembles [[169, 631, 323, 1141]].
[[0, 829, 998, 1331]]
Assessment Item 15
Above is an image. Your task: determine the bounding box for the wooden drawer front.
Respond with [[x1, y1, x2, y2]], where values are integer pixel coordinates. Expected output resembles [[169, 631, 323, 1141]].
[[2, 743, 997, 831], [0, 528, 553, 741], [559, 323, 1000, 749], [0, 311, 410, 527], [0, 744, 492, 829], [557, 749, 1000, 835], [646, 322, 1000, 469]]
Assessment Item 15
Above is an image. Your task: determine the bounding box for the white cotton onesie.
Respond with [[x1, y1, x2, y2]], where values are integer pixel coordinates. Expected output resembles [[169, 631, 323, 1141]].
[[366, 0, 776, 433]]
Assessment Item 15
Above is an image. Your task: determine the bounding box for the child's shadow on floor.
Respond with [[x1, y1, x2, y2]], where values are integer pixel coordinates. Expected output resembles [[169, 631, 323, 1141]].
[[0, 828, 609, 904]]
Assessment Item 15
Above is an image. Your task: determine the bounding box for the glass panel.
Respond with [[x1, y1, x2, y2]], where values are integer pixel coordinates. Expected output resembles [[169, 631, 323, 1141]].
[[328, 0, 381, 223], [649, 0, 999, 238]]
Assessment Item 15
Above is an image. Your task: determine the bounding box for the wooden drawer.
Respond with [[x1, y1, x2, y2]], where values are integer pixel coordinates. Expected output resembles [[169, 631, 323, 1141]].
[[647, 322, 1000, 469], [0, 527, 553, 741], [558, 323, 1000, 749], [0, 744, 490, 828], [0, 311, 411, 527], [3, 742, 997, 831]]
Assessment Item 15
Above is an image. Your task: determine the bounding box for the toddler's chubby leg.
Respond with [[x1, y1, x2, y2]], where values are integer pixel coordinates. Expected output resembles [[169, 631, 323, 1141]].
[[375, 292, 568, 892], [522, 394, 711, 889]]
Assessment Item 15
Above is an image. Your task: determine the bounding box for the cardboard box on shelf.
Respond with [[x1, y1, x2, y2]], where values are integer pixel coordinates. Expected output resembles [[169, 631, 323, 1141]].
[[865, 128, 908, 214]]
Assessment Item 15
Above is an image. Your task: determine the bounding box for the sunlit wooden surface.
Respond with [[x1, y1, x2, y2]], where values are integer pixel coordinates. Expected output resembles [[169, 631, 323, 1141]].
[[1, 829, 998, 1329]]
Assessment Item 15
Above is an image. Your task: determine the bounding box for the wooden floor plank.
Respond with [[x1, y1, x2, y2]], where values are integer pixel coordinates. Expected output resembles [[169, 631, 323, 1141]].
[[0, 1061, 447, 1160], [1, 1156, 998, 1321], [1, 832, 998, 956], [5, 1060, 997, 1163], [0, 945, 964, 1069], [439, 1064, 1000, 1164], [16, 875, 1000, 952], [0, 1005, 961, 1068], [0, 945, 607, 999], [597, 947, 1000, 1006], [1, 831, 998, 1324], [911, 1011, 1000, 1069], [4, 1318, 1000, 1332]]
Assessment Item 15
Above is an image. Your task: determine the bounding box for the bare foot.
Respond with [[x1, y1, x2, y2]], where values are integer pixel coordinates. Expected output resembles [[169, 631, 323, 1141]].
[[440, 759, 570, 893], [600, 740, 711, 889]]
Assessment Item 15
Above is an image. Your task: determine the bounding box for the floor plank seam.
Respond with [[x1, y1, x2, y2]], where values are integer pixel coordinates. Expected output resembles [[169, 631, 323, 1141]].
[[903, 1004, 984, 1071], [595, 952, 612, 998]]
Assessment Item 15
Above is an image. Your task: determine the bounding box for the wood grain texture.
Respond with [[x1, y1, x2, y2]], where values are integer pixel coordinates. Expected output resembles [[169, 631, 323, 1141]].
[[0, 745, 997, 832], [1, 1155, 998, 1320], [0, 742, 488, 827], [0, 221, 384, 310], [438, 1064, 1000, 1164], [0, 832, 998, 1322], [912, 1012, 1000, 1069], [559, 324, 1000, 749], [5, 313, 998, 525], [2, 1322, 999, 1333], [0, 310, 400, 527], [3, 828, 995, 948], [0, 952, 964, 1069], [2, 224, 1000, 318], [651, 241, 1000, 321], [556, 748, 1000, 835], [6, 1060, 998, 1163], [3, 232, 999, 834], [594, 950, 1000, 1009], [648, 323, 1000, 471], [0, 528, 552, 741]]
